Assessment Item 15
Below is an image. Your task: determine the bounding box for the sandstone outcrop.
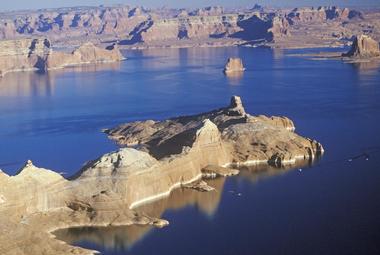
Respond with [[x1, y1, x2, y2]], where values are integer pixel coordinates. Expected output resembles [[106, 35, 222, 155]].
[[343, 35, 380, 58], [1, 96, 323, 254], [224, 58, 245, 73], [0, 38, 124, 77]]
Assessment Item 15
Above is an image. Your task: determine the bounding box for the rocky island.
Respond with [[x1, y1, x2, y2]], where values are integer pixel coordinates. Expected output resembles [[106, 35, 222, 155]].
[[0, 38, 124, 77], [0, 96, 323, 254], [223, 58, 245, 73]]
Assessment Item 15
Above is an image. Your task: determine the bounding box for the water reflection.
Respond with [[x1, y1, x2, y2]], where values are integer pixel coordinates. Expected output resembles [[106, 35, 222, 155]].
[[225, 71, 244, 86], [0, 62, 121, 97], [0, 71, 55, 97], [238, 159, 317, 183], [54, 160, 314, 253], [129, 47, 241, 71], [55, 62, 121, 74], [349, 60, 380, 75]]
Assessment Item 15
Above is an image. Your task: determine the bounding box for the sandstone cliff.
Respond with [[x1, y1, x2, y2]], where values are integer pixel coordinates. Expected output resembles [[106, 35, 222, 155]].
[[0, 38, 124, 77], [343, 35, 380, 58]]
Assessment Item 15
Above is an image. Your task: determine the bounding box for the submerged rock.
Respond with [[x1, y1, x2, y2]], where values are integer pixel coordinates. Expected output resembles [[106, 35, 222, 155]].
[[343, 35, 380, 58], [223, 58, 245, 73]]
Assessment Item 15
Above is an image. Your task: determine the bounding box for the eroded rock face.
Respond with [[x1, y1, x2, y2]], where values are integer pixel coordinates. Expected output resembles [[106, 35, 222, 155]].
[[0, 39, 124, 77], [343, 35, 380, 58], [224, 58, 245, 73]]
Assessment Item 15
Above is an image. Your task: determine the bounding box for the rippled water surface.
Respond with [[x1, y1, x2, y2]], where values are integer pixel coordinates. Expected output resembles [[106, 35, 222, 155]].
[[1, 47, 380, 254]]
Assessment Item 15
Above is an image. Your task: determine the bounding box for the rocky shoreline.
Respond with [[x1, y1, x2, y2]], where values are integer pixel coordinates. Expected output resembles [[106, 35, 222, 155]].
[[0, 96, 323, 254]]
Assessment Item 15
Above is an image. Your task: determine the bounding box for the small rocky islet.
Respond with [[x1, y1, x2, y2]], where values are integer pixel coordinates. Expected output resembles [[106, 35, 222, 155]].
[[223, 57, 245, 73], [0, 96, 323, 254]]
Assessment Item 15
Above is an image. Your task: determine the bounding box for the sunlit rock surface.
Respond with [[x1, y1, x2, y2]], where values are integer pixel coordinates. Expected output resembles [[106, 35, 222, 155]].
[[0, 96, 323, 254]]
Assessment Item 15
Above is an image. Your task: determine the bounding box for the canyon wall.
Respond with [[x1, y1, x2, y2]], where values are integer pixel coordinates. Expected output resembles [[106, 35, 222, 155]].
[[1, 5, 375, 49]]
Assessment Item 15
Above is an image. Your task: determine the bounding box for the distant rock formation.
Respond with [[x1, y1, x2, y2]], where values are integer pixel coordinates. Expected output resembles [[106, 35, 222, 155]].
[[0, 38, 124, 77], [287, 6, 363, 23], [189, 6, 224, 16], [343, 35, 380, 58], [0, 5, 148, 40], [224, 58, 245, 73], [0, 5, 374, 49]]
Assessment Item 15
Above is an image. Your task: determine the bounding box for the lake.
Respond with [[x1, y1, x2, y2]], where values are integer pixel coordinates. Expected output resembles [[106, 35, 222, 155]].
[[1, 46, 380, 254]]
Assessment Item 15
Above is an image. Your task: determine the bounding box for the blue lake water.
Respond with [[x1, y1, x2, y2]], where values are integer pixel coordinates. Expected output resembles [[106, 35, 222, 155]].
[[1, 47, 380, 254]]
